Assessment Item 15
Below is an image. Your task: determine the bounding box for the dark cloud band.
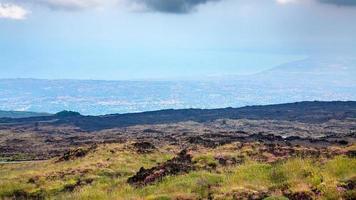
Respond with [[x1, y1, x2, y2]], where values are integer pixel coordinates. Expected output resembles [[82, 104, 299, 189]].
[[318, 0, 356, 6], [135, 0, 220, 13], [7, 0, 355, 14], [7, 0, 222, 13]]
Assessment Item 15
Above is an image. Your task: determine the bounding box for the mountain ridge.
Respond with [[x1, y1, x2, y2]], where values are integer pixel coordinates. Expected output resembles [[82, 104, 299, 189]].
[[0, 110, 51, 119], [1, 101, 356, 131]]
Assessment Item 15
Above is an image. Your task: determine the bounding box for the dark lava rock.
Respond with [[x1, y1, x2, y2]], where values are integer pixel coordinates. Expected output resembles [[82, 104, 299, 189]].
[[346, 150, 356, 158], [133, 141, 156, 153], [127, 149, 194, 186], [62, 178, 94, 192], [249, 133, 284, 142], [232, 190, 269, 200], [215, 155, 244, 166], [56, 145, 96, 162], [284, 191, 314, 200], [188, 136, 217, 148], [336, 140, 349, 145], [339, 178, 356, 190]]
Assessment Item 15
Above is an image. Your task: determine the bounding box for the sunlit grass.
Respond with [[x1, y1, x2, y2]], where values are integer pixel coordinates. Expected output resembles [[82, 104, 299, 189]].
[[0, 142, 355, 200]]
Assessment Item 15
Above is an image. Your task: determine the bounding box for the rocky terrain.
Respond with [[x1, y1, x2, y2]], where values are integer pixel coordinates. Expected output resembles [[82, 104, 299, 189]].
[[1, 118, 355, 162], [0, 101, 355, 199], [0, 140, 355, 199]]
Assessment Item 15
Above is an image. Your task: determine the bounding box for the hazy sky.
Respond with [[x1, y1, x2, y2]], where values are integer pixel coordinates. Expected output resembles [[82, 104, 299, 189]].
[[0, 0, 356, 80]]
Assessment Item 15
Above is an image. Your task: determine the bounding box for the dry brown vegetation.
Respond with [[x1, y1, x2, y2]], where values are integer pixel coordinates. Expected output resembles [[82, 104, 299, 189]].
[[0, 102, 355, 199], [0, 140, 355, 200]]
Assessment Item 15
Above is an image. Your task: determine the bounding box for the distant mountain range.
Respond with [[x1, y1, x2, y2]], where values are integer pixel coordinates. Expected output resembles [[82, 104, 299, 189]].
[[251, 57, 356, 86], [0, 57, 355, 115], [1, 101, 356, 131], [0, 110, 50, 119]]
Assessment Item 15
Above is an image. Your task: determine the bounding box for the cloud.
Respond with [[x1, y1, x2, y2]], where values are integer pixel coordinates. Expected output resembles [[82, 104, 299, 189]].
[[318, 0, 356, 6], [3, 0, 356, 15], [276, 0, 299, 4], [0, 3, 28, 19], [133, 0, 221, 13], [276, 0, 356, 7], [36, 0, 101, 10], [11, 0, 106, 10], [8, 0, 223, 13]]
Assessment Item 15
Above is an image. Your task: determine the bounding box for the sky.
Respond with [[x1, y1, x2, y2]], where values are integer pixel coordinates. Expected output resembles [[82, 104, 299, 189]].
[[0, 0, 356, 80]]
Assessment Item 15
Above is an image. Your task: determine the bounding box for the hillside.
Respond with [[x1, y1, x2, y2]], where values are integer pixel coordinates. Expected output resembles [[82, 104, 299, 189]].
[[1, 101, 355, 131], [1, 141, 355, 200], [1, 101, 355, 162], [0, 110, 50, 119], [1, 101, 355, 200], [252, 57, 356, 87]]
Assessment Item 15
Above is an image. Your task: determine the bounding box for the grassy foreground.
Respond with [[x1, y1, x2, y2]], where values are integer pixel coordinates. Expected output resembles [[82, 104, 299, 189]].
[[0, 142, 355, 200]]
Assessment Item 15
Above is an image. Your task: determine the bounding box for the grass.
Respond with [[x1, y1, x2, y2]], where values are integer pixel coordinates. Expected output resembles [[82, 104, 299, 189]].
[[0, 142, 355, 200]]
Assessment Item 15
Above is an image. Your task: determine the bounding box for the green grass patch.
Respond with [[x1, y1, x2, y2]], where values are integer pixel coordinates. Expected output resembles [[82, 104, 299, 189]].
[[0, 144, 355, 200]]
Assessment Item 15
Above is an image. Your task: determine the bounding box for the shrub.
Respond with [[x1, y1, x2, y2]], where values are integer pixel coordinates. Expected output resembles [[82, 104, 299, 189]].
[[193, 154, 219, 170], [264, 196, 289, 200]]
